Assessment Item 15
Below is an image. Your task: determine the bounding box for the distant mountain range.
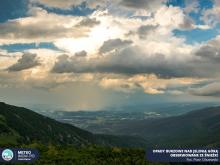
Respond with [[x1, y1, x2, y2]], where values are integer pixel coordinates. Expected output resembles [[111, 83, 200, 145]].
[[0, 102, 220, 148], [35, 102, 220, 134], [0, 102, 147, 147], [86, 106, 220, 147]]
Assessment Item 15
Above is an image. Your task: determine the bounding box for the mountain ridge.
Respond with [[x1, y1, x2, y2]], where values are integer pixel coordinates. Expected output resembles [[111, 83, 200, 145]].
[[1, 102, 220, 148], [86, 106, 220, 147], [0, 102, 147, 148]]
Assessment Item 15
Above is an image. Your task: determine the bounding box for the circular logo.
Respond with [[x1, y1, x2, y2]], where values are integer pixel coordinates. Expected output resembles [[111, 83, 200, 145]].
[[2, 149, 14, 161]]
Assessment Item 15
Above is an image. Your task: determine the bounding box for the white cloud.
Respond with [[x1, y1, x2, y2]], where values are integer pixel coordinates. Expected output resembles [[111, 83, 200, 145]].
[[99, 74, 202, 94], [184, 0, 200, 14], [202, 0, 220, 26], [0, 7, 99, 45], [0, 0, 219, 100]]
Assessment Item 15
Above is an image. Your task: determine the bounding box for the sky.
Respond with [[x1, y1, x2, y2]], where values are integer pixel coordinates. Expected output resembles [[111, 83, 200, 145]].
[[0, 0, 220, 111]]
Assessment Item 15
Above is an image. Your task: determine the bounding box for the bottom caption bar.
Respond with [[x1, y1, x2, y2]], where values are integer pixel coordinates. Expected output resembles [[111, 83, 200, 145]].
[[146, 148, 219, 162]]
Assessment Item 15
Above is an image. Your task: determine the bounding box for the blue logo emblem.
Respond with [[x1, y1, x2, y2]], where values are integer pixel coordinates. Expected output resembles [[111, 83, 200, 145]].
[[2, 149, 14, 161]]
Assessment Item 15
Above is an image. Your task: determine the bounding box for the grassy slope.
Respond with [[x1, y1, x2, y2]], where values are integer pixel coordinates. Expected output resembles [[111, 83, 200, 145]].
[[0, 102, 147, 148]]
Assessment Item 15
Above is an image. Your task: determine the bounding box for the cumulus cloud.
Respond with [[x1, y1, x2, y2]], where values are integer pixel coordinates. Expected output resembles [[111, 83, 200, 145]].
[[52, 45, 195, 78], [154, 5, 201, 30], [1, 0, 220, 100], [99, 74, 201, 94], [202, 0, 220, 26], [184, 0, 200, 14], [7, 53, 40, 72], [51, 36, 220, 79], [195, 36, 220, 62], [99, 39, 133, 54], [0, 8, 97, 44], [179, 16, 195, 30]]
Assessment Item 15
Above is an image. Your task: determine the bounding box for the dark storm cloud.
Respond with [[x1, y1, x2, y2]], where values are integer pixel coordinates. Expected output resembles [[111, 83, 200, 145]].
[[51, 54, 96, 73], [45, 20, 220, 78], [75, 50, 87, 57], [52, 46, 196, 78], [94, 48, 195, 78], [137, 25, 157, 39], [127, 25, 158, 39], [51, 34, 220, 79], [7, 53, 40, 72], [119, 0, 165, 9], [76, 18, 100, 27], [99, 39, 133, 54], [195, 39, 220, 62]]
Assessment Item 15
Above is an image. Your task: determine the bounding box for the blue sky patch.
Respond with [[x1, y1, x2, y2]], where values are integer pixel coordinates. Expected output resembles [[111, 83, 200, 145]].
[[173, 28, 218, 44], [0, 43, 60, 52], [0, 0, 28, 23]]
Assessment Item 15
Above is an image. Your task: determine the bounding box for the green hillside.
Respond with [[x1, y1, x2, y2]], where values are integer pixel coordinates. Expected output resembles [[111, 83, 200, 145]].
[[19, 143, 151, 165], [1, 102, 220, 148], [0, 102, 147, 147], [1, 102, 220, 164]]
